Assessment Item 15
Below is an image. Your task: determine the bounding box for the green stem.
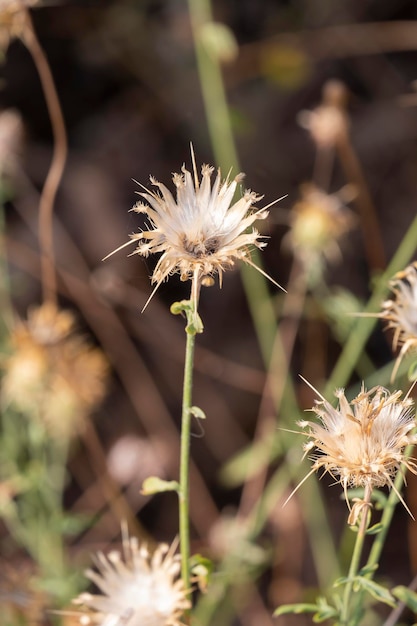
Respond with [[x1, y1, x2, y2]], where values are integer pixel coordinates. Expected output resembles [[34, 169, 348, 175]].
[[179, 313, 198, 597], [187, 0, 238, 171], [326, 212, 417, 395], [341, 485, 372, 625]]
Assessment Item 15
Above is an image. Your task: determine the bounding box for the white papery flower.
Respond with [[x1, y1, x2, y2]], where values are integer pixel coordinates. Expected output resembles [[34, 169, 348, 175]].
[[379, 263, 417, 380], [106, 149, 284, 310], [70, 537, 190, 626], [292, 380, 417, 524]]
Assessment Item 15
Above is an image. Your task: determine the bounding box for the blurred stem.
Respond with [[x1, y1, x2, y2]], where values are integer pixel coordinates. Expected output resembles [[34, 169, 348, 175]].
[[188, 0, 340, 613], [0, 192, 13, 332], [326, 211, 417, 395], [340, 485, 372, 625], [187, 0, 238, 170], [22, 11, 68, 307]]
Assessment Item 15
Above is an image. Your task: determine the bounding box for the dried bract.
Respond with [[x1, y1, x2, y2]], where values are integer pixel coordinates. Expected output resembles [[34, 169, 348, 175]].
[[297, 382, 417, 523], [71, 537, 190, 626]]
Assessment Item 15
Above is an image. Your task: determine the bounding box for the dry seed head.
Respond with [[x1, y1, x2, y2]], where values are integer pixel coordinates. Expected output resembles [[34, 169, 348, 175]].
[[106, 149, 284, 310], [297, 382, 417, 521], [379, 263, 417, 380], [298, 80, 349, 148], [283, 183, 355, 269], [2, 303, 108, 438], [70, 536, 190, 626]]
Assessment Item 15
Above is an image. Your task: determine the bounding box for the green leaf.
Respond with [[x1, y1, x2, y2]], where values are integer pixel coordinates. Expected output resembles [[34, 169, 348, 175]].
[[140, 476, 180, 495], [170, 300, 193, 316], [185, 314, 204, 335], [190, 406, 206, 420], [170, 300, 204, 334], [358, 563, 378, 577], [392, 585, 417, 612], [408, 359, 417, 382], [366, 522, 384, 535], [274, 599, 338, 622], [190, 554, 214, 592], [358, 578, 395, 606], [274, 603, 324, 616]]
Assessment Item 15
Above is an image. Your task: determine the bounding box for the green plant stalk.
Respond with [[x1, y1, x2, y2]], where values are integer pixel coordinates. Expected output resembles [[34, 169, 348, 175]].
[[187, 0, 238, 172], [179, 318, 197, 597], [187, 0, 339, 614], [326, 212, 417, 395], [349, 446, 415, 621], [340, 485, 372, 625]]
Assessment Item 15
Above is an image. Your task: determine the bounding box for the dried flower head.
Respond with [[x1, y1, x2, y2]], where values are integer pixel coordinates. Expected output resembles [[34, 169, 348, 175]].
[[0, 0, 38, 49], [106, 148, 284, 310], [2, 303, 108, 438], [70, 535, 190, 626], [283, 183, 355, 273], [294, 380, 417, 523], [298, 80, 349, 148], [377, 263, 417, 381]]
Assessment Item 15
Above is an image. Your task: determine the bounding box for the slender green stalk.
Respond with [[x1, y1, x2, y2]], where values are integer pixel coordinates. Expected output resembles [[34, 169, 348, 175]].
[[179, 309, 198, 596], [187, 0, 238, 171], [326, 212, 417, 395], [187, 0, 339, 616], [340, 486, 372, 625]]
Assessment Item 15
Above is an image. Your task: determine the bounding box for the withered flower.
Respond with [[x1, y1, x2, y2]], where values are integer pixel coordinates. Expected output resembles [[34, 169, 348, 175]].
[[69, 536, 190, 626], [293, 380, 417, 524], [107, 149, 284, 310], [2, 303, 108, 438], [378, 263, 417, 381]]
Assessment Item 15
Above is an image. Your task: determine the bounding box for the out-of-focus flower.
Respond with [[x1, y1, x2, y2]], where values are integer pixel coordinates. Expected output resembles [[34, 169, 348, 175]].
[[298, 80, 349, 148], [71, 536, 190, 626], [106, 150, 283, 310], [2, 303, 108, 438], [107, 435, 165, 488], [283, 183, 355, 276], [296, 381, 417, 524], [378, 263, 417, 381], [0, 0, 39, 50]]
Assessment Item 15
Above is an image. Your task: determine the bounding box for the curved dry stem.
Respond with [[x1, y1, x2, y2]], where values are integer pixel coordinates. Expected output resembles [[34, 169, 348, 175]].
[[22, 11, 68, 306]]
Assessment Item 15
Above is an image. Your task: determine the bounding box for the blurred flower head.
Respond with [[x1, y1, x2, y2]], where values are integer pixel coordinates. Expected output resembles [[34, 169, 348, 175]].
[[297, 382, 417, 524], [2, 303, 108, 438], [71, 536, 190, 626], [109, 149, 283, 310], [0, 0, 38, 49], [283, 183, 355, 277], [298, 80, 349, 148], [379, 263, 417, 380]]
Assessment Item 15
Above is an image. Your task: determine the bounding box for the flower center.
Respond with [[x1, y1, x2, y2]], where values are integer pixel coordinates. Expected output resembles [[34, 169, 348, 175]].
[[182, 235, 220, 258]]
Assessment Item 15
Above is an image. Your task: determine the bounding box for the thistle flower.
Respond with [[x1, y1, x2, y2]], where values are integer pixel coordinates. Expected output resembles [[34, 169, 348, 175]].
[[70, 536, 190, 626], [282, 183, 356, 275], [2, 303, 108, 438], [377, 263, 417, 381], [106, 149, 284, 310], [294, 380, 417, 524], [298, 80, 349, 149]]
